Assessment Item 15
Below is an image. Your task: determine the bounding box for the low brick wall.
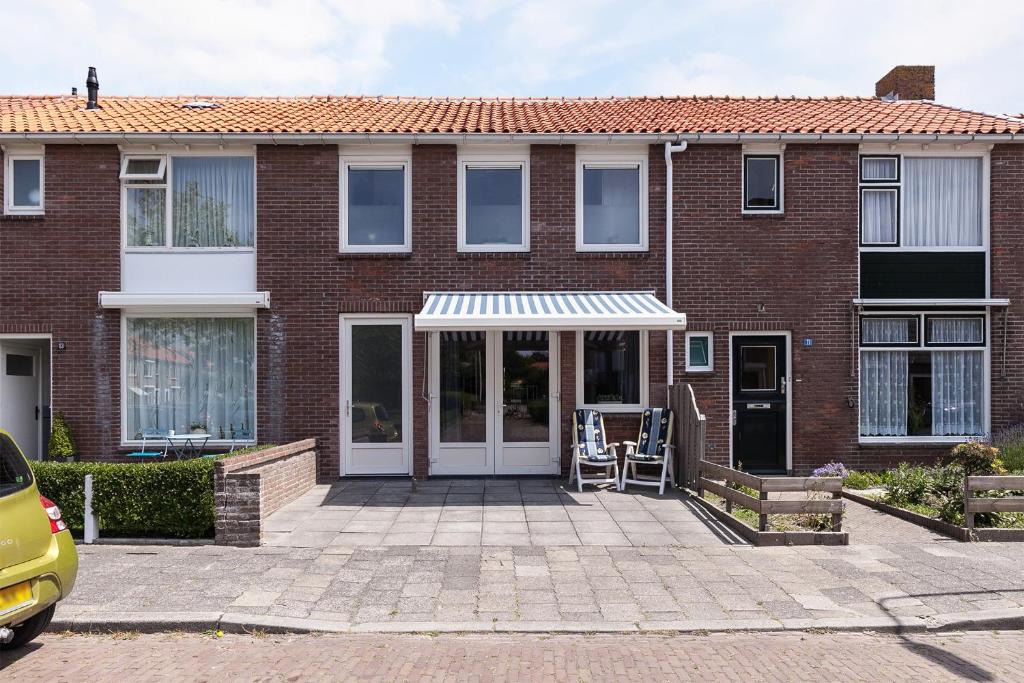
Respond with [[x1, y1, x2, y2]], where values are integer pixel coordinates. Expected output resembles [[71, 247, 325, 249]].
[[214, 439, 317, 547]]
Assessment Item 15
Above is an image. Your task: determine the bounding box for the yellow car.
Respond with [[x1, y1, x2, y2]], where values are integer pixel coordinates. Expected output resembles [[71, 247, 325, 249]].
[[0, 429, 78, 650]]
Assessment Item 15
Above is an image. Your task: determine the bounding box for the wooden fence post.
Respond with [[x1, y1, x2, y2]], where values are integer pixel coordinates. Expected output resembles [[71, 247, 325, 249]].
[[759, 490, 768, 532], [964, 476, 974, 538]]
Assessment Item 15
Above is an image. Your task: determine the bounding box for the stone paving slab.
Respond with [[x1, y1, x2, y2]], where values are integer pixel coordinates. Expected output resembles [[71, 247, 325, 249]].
[[58, 533, 1024, 631], [8, 631, 1024, 681], [261, 480, 743, 548], [52, 478, 1024, 635]]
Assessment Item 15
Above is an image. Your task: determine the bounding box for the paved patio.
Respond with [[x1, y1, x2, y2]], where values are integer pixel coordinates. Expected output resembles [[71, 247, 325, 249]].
[[53, 479, 1024, 633], [262, 479, 741, 548]]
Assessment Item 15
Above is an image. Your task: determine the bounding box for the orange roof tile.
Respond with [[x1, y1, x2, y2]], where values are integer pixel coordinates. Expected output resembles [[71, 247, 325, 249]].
[[1, 95, 1021, 136]]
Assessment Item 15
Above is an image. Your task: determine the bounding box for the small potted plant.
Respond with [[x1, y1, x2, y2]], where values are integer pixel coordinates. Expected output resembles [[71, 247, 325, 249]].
[[189, 422, 208, 435], [48, 412, 78, 462]]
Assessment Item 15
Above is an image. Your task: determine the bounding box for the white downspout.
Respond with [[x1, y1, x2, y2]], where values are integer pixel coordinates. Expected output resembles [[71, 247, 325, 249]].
[[664, 140, 687, 399]]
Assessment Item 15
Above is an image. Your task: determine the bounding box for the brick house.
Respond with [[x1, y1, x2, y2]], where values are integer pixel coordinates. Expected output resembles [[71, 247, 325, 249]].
[[1, 65, 1022, 479]]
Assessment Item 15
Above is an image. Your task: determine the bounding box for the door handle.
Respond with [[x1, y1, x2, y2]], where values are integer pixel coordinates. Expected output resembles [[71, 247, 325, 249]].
[[781, 377, 787, 395], [35, 406, 40, 420], [345, 400, 350, 416], [732, 409, 737, 427]]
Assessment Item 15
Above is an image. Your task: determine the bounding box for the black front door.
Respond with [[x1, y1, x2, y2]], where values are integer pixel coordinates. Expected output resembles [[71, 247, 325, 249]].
[[731, 335, 787, 474]]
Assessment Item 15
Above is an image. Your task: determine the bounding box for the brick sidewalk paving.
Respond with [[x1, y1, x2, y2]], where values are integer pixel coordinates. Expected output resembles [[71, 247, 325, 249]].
[[58, 534, 1024, 629], [6, 631, 1024, 681]]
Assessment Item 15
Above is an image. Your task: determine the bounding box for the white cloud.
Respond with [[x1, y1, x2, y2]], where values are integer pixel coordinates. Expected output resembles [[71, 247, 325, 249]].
[[0, 0, 458, 95], [0, 0, 1021, 113]]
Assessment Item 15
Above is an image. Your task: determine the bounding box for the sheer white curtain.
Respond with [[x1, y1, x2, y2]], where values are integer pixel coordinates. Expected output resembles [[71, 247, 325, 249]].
[[903, 157, 982, 247], [860, 318, 912, 437], [861, 189, 897, 243], [862, 157, 897, 181], [860, 351, 909, 436], [928, 317, 984, 436], [932, 351, 984, 435], [928, 317, 984, 344], [126, 318, 255, 440], [172, 157, 255, 247], [861, 317, 912, 344]]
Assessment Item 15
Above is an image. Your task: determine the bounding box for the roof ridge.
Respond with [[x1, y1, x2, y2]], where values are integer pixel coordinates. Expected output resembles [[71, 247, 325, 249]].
[[0, 93, 887, 103]]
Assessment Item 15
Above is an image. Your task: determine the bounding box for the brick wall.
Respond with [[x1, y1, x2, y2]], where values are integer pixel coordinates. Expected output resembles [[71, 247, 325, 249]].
[[990, 144, 1024, 432], [256, 143, 667, 479], [0, 145, 121, 458], [4, 141, 1021, 476], [214, 439, 318, 546]]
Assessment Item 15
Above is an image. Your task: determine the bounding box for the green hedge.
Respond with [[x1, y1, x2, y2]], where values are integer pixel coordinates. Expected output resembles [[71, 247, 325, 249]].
[[31, 459, 216, 538]]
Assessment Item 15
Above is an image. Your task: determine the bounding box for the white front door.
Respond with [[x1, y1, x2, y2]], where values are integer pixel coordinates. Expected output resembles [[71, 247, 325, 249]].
[[341, 317, 412, 475], [430, 331, 559, 476], [0, 345, 41, 459]]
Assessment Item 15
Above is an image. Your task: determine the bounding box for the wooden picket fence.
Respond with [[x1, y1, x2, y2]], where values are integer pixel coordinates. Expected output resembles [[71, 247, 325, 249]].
[[668, 383, 706, 490], [964, 475, 1024, 533], [698, 460, 844, 532]]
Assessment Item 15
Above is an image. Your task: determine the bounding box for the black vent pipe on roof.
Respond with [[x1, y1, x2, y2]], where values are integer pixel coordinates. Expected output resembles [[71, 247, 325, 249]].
[[86, 67, 100, 110]]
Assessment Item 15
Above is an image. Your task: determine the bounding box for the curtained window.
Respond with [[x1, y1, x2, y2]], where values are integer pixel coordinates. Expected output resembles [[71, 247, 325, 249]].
[[123, 155, 254, 248], [172, 157, 255, 247], [858, 155, 984, 249], [861, 188, 898, 244], [125, 317, 255, 441], [903, 157, 982, 247], [860, 314, 985, 439]]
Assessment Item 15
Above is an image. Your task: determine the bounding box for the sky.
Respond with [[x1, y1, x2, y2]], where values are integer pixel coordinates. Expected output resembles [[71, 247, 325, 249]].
[[2, 0, 1023, 115]]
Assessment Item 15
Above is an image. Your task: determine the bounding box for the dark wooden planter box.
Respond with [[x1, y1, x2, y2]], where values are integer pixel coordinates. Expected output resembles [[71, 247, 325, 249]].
[[690, 494, 849, 546]]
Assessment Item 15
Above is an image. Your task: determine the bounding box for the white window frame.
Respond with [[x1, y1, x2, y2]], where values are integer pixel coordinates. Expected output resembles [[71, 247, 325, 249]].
[[120, 149, 257, 252], [120, 311, 258, 447], [684, 331, 714, 372], [120, 155, 167, 181], [859, 186, 900, 246], [4, 152, 45, 215], [858, 147, 990, 254], [575, 150, 648, 252], [857, 309, 989, 445], [575, 329, 649, 413], [339, 154, 412, 254], [457, 151, 530, 253], [741, 151, 783, 214]]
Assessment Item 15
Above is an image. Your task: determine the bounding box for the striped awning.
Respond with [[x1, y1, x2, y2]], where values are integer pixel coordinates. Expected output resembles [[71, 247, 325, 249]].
[[415, 292, 686, 331]]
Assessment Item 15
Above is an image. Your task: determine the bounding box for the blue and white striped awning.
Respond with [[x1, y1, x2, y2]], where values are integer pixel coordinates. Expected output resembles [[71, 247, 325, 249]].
[[415, 292, 686, 331]]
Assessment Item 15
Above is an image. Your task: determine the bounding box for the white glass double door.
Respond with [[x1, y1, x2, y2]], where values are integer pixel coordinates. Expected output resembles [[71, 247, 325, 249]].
[[340, 317, 412, 475], [430, 330, 559, 476]]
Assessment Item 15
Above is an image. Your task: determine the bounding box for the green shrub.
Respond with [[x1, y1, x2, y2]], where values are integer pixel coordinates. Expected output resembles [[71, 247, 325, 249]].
[[844, 470, 888, 490], [947, 441, 1004, 476], [883, 463, 931, 508], [48, 412, 77, 460], [992, 425, 1024, 473], [31, 461, 104, 529], [30, 459, 215, 538]]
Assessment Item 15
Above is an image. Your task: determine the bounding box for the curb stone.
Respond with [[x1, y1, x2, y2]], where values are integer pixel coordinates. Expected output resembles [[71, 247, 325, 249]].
[[50, 607, 1024, 636]]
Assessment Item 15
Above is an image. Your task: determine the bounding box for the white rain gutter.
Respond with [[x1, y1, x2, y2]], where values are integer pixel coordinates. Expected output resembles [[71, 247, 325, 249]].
[[1, 132, 1022, 144], [664, 140, 688, 397]]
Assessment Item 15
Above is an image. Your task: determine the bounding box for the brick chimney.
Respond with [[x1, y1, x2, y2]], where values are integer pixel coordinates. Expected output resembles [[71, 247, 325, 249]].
[[875, 65, 935, 101]]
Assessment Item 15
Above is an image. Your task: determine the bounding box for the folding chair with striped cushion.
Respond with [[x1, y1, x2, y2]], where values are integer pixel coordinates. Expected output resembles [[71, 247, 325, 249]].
[[620, 408, 676, 495], [568, 409, 620, 492]]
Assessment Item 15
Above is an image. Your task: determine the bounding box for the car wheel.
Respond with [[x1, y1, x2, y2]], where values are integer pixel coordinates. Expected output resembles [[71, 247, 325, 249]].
[[0, 604, 56, 650]]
